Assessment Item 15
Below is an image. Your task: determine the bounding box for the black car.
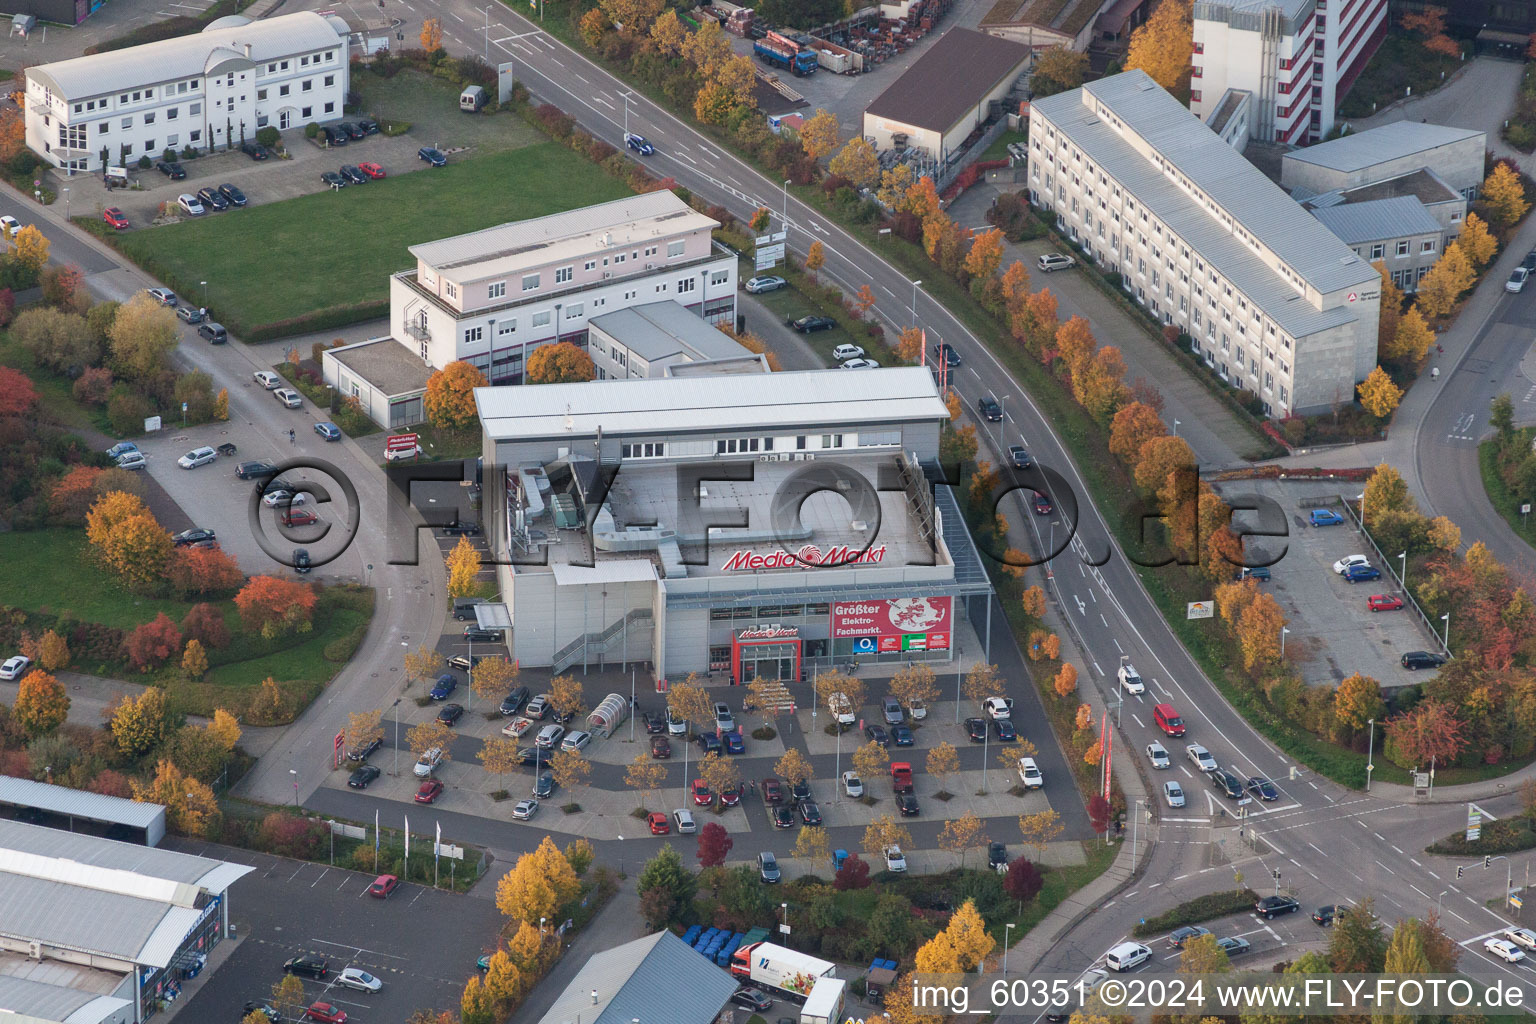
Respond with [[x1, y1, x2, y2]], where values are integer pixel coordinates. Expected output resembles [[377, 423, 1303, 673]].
[[418, 146, 448, 166], [323, 126, 348, 146], [321, 171, 346, 190], [731, 988, 774, 1012], [356, 118, 380, 135], [789, 315, 836, 333], [156, 160, 186, 179], [1524, 249, 1536, 272], [243, 1001, 281, 1022], [177, 305, 204, 324], [1209, 769, 1244, 799], [442, 519, 482, 535], [283, 956, 328, 979], [697, 732, 721, 754], [993, 719, 1017, 742], [791, 778, 811, 803], [798, 800, 822, 826], [463, 627, 503, 642], [1402, 651, 1446, 670], [241, 141, 270, 160], [500, 686, 530, 716], [771, 804, 797, 828], [347, 737, 382, 762], [1008, 445, 1031, 469], [218, 183, 248, 206], [863, 724, 889, 746], [1256, 895, 1301, 919], [172, 527, 216, 546], [236, 460, 277, 480], [339, 165, 369, 185], [977, 396, 1002, 421], [1246, 776, 1279, 801], [642, 711, 666, 734], [896, 791, 919, 816], [534, 770, 556, 798], [933, 342, 961, 366], [293, 548, 311, 574], [965, 717, 988, 742], [1312, 905, 1339, 926], [196, 186, 230, 211], [446, 654, 483, 671], [437, 703, 465, 725], [347, 764, 381, 788], [988, 841, 1008, 870], [516, 747, 541, 766], [339, 121, 366, 140]]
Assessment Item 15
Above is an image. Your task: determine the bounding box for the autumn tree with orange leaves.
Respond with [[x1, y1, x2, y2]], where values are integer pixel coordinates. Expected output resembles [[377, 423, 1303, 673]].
[[234, 576, 317, 637]]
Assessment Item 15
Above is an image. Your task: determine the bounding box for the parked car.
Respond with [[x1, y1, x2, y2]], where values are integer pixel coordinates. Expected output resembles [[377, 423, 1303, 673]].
[[358, 162, 386, 178], [463, 626, 503, 642], [339, 121, 366, 139], [273, 388, 303, 408], [340, 165, 369, 185], [1310, 508, 1345, 527], [102, 207, 129, 229], [731, 987, 773, 1011], [105, 442, 139, 460], [993, 718, 1017, 742], [323, 126, 348, 146], [321, 171, 347, 190], [761, 776, 784, 805], [841, 770, 863, 797], [241, 142, 270, 160], [347, 764, 380, 789], [512, 798, 539, 821], [746, 275, 787, 294], [984, 696, 1014, 720], [115, 451, 147, 470], [534, 771, 556, 798], [1239, 566, 1271, 581], [414, 779, 444, 804], [965, 717, 988, 742], [1508, 268, 1529, 293], [624, 132, 654, 155], [772, 803, 797, 828], [1344, 564, 1382, 583], [525, 694, 550, 719], [176, 305, 204, 324], [198, 322, 228, 344], [649, 734, 671, 759], [1332, 554, 1370, 574], [647, 811, 670, 834], [1168, 926, 1211, 949], [1368, 594, 1405, 612], [146, 287, 177, 306], [413, 748, 443, 777], [1037, 252, 1075, 272], [156, 160, 186, 179], [196, 186, 230, 211], [357, 119, 380, 135], [338, 968, 382, 993], [173, 527, 216, 546], [757, 851, 781, 883], [789, 314, 836, 333], [841, 357, 879, 369], [1017, 757, 1043, 789], [437, 703, 464, 726], [988, 841, 1009, 871], [254, 370, 282, 389], [218, 183, 248, 206], [691, 779, 713, 806], [891, 724, 914, 746], [672, 808, 697, 834], [863, 724, 889, 746], [561, 730, 591, 752], [176, 193, 204, 216], [314, 421, 342, 441], [1216, 936, 1251, 957], [283, 956, 329, 979], [1402, 650, 1447, 670], [418, 146, 448, 166], [798, 800, 822, 826]]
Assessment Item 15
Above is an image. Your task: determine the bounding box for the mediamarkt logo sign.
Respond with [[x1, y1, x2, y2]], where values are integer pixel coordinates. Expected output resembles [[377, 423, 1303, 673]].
[[721, 543, 888, 572]]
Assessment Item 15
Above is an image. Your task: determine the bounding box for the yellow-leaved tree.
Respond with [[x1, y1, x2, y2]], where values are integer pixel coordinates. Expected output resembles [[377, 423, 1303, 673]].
[[1357, 366, 1403, 418], [1125, 0, 1192, 92], [799, 108, 840, 160], [828, 138, 879, 188], [445, 535, 480, 598], [1482, 162, 1530, 227], [1457, 211, 1497, 267], [1383, 305, 1434, 364]]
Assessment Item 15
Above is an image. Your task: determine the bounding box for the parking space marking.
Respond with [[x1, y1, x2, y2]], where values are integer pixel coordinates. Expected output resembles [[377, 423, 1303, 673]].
[[1307, 842, 1327, 857]]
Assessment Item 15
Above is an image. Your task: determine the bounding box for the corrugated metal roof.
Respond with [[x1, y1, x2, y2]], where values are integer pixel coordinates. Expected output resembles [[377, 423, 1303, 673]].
[[0, 776, 163, 830], [0, 975, 133, 1024], [27, 12, 345, 100], [1032, 72, 1376, 337], [1282, 121, 1485, 173], [589, 300, 750, 363], [408, 192, 712, 272], [477, 366, 949, 440], [1307, 195, 1442, 244], [535, 931, 738, 1024], [864, 28, 1028, 134], [0, 821, 253, 967]]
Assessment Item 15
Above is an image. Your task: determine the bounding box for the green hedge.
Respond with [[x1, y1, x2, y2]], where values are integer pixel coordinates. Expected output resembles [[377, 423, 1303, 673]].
[[1131, 889, 1258, 936], [1426, 818, 1536, 856], [324, 623, 369, 663], [243, 300, 390, 342]]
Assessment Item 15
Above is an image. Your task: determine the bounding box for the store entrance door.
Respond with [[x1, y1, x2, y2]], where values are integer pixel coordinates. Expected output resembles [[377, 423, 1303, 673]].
[[730, 630, 802, 685], [740, 648, 795, 683]]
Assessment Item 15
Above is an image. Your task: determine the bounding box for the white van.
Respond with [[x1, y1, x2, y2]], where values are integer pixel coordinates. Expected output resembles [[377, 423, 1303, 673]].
[[1105, 942, 1151, 972], [459, 85, 487, 112]]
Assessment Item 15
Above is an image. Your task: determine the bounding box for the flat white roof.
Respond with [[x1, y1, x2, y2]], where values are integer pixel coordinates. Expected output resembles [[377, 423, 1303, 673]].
[[28, 12, 345, 100], [408, 192, 717, 280], [477, 366, 948, 441], [1283, 121, 1485, 173]]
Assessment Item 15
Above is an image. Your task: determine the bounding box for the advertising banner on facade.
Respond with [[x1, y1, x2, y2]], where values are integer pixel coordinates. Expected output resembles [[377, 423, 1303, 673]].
[[830, 597, 953, 653]]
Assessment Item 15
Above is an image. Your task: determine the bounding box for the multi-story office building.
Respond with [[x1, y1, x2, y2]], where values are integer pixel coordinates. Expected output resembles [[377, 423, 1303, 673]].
[[588, 301, 767, 380], [388, 191, 737, 385], [24, 12, 350, 172], [1030, 71, 1380, 418], [1191, 0, 1388, 145]]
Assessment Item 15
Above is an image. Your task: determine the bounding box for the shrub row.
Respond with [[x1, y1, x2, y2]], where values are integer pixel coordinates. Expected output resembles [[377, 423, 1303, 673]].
[[1130, 889, 1259, 936], [1426, 817, 1536, 856]]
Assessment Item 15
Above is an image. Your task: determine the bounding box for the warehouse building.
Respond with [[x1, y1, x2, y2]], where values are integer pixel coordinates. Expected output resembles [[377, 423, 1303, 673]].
[[534, 931, 738, 1024], [979, 0, 1119, 51], [0, 819, 253, 1023], [862, 28, 1029, 174], [0, 776, 166, 847], [475, 367, 995, 678], [588, 300, 768, 380], [1029, 71, 1379, 417], [1280, 121, 1485, 199], [24, 12, 350, 172]]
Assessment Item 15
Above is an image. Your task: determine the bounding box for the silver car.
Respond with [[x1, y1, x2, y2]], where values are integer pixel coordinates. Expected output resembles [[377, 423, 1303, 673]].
[[177, 446, 217, 469], [1164, 781, 1185, 807], [882, 697, 904, 725], [745, 275, 786, 294]]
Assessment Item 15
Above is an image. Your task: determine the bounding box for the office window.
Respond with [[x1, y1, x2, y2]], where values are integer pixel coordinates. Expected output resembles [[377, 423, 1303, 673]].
[[522, 273, 540, 291], [584, 260, 596, 271], [678, 277, 696, 294], [122, 117, 133, 129], [488, 281, 506, 299], [1396, 240, 1410, 257], [532, 311, 552, 327], [465, 326, 483, 343], [190, 129, 201, 142], [1370, 243, 1384, 259], [98, 122, 109, 134], [566, 302, 583, 318], [302, 80, 313, 92], [301, 55, 311, 66], [555, 266, 573, 284], [1421, 239, 1437, 254], [279, 84, 290, 96], [324, 101, 334, 113], [167, 134, 178, 147], [667, 240, 685, 257], [445, 282, 458, 299], [710, 270, 729, 285], [143, 138, 155, 152], [498, 320, 516, 336]]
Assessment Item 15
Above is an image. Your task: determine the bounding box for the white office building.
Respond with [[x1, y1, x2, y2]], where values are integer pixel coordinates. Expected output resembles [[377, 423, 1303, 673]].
[[1030, 71, 1380, 418], [25, 12, 350, 172]]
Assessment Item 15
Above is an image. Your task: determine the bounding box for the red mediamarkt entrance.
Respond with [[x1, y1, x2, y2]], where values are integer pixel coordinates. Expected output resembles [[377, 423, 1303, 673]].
[[730, 626, 801, 685]]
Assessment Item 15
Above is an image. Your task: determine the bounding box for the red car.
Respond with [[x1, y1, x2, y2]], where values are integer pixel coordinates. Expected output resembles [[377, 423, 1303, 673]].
[[647, 811, 670, 835], [649, 734, 671, 759], [358, 161, 386, 179], [103, 207, 129, 229], [691, 779, 713, 806], [280, 507, 319, 527], [719, 784, 742, 807], [414, 779, 444, 804], [1368, 594, 1405, 612], [367, 874, 398, 898], [1033, 491, 1053, 515], [305, 1003, 347, 1024]]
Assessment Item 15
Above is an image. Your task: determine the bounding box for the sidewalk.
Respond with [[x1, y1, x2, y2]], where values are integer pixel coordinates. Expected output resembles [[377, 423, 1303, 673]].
[[514, 873, 649, 1022]]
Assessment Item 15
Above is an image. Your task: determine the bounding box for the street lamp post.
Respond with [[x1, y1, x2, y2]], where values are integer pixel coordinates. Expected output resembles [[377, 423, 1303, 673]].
[[1441, 612, 1451, 648], [392, 697, 403, 776], [200, 280, 208, 312], [997, 394, 1011, 449], [1172, 418, 1181, 436], [289, 768, 298, 808], [481, 4, 492, 63], [1398, 550, 1407, 590], [622, 92, 630, 140], [62, 187, 69, 221], [1436, 888, 1450, 916], [1280, 626, 1290, 657], [781, 179, 790, 229], [910, 279, 922, 326], [616, 837, 624, 876], [1002, 922, 1015, 975], [1366, 718, 1375, 791]]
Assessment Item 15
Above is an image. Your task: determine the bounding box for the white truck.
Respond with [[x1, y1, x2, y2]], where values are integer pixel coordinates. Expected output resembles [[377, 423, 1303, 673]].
[[730, 941, 836, 999], [800, 977, 847, 1024]]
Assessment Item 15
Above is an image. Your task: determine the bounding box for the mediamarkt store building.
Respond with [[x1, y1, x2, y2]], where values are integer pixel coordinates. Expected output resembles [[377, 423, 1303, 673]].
[[475, 368, 996, 681]]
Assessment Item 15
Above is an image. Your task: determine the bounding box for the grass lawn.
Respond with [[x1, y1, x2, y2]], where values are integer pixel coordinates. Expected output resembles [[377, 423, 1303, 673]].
[[980, 129, 1027, 164], [111, 143, 633, 338], [0, 530, 200, 630], [1337, 30, 1461, 120], [1480, 435, 1536, 547], [354, 71, 540, 155]]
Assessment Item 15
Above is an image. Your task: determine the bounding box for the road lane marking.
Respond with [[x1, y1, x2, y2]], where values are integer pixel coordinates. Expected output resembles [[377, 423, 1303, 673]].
[[1307, 842, 1327, 857]]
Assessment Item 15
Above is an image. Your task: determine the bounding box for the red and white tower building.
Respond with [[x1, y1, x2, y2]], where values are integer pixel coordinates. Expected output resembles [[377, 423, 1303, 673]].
[[1191, 0, 1388, 145]]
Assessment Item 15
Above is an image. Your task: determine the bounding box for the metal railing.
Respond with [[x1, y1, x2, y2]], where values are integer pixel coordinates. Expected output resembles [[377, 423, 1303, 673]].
[[552, 608, 654, 673]]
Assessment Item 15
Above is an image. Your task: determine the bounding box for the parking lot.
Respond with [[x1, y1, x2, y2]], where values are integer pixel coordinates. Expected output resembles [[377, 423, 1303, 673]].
[[1224, 480, 1440, 689], [168, 843, 504, 1024]]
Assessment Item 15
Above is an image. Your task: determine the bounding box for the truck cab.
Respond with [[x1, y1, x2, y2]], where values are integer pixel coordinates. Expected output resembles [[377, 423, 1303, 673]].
[[889, 762, 913, 793]]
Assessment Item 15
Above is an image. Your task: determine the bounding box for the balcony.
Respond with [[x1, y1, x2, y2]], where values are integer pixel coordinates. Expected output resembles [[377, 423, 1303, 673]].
[[402, 319, 430, 343]]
